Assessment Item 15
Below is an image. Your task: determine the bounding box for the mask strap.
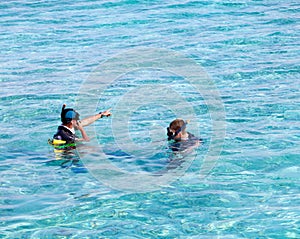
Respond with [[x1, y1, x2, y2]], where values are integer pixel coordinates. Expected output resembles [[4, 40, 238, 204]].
[[174, 121, 187, 136]]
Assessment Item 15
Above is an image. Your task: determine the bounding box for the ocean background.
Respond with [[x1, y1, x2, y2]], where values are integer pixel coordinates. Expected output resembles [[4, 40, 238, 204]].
[[1, 0, 299, 238]]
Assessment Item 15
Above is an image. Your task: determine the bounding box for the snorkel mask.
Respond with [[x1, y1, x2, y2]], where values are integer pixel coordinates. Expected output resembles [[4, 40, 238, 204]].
[[61, 104, 80, 124], [167, 121, 187, 141]]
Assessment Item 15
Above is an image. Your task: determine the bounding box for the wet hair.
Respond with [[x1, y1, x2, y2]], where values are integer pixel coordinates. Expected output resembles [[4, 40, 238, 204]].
[[61, 104, 80, 124], [169, 119, 186, 132]]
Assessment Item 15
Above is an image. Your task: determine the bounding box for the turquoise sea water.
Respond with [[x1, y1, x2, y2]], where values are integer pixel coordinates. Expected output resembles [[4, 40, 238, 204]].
[[1, 0, 299, 238]]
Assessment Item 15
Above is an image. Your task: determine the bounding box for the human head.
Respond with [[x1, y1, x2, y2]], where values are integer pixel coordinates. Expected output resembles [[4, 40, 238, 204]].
[[61, 104, 80, 125], [167, 118, 187, 140]]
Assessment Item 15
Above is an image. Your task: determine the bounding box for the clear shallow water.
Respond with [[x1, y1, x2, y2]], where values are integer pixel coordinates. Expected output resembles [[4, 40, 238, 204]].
[[1, 0, 299, 238]]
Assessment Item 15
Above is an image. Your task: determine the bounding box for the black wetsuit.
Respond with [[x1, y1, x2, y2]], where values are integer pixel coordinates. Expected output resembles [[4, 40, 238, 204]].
[[53, 125, 78, 145], [169, 132, 202, 152]]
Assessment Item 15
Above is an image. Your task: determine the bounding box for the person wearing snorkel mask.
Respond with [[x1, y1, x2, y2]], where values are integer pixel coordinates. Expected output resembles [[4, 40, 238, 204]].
[[167, 119, 202, 152], [52, 104, 111, 145]]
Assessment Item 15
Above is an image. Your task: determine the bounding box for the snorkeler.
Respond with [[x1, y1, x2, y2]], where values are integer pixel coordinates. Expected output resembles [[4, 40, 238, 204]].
[[167, 118, 202, 152], [51, 104, 111, 147]]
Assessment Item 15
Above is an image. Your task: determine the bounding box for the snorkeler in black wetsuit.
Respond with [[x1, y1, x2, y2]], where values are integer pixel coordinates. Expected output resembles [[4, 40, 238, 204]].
[[167, 119, 202, 152], [51, 104, 112, 149], [53, 105, 81, 144]]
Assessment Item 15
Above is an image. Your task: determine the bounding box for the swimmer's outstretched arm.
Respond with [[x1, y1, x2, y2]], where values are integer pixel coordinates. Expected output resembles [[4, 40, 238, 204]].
[[79, 108, 111, 127]]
